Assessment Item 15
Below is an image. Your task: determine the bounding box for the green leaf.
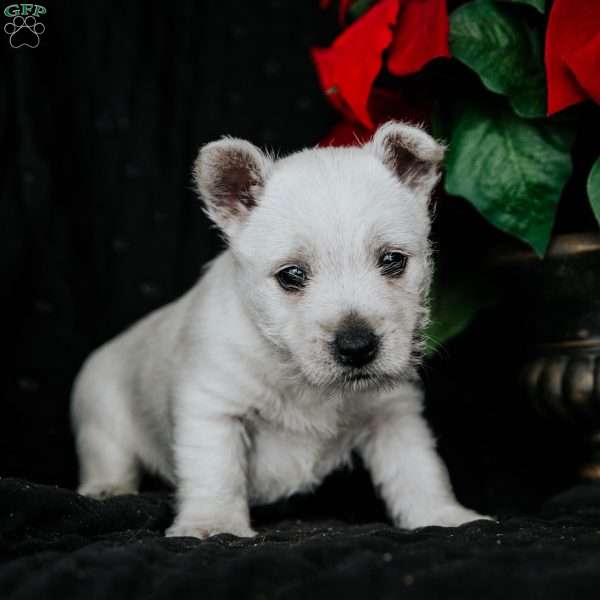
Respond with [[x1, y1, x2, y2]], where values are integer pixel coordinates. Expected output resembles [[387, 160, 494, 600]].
[[425, 269, 490, 356], [444, 100, 574, 256], [425, 238, 498, 356], [499, 0, 545, 13], [588, 157, 600, 227], [450, 0, 546, 118]]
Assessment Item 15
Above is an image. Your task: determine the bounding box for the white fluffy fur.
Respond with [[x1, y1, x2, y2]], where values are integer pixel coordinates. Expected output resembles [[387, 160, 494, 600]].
[[71, 121, 489, 538]]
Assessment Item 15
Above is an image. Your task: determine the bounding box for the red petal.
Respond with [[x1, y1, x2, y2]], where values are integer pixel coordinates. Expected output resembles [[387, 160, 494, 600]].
[[320, 87, 431, 147], [545, 0, 600, 115], [566, 32, 600, 107], [387, 0, 450, 77], [368, 87, 431, 126], [311, 0, 400, 129], [319, 121, 373, 147]]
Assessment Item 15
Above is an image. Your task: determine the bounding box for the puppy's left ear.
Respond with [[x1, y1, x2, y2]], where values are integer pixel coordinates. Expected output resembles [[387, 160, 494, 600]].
[[193, 137, 273, 237], [369, 121, 445, 197]]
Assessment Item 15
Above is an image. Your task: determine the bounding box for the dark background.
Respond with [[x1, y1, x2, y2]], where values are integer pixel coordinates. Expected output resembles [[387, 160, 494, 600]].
[[0, 0, 584, 521]]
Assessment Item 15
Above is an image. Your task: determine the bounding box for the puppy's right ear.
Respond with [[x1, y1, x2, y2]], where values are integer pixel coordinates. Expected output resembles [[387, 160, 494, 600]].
[[193, 137, 273, 237]]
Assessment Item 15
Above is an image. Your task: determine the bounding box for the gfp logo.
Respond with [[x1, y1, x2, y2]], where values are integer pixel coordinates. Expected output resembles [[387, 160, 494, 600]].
[[3, 4, 46, 48]]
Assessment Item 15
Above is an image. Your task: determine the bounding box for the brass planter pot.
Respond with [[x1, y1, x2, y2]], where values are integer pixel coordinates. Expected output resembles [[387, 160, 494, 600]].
[[494, 233, 600, 478]]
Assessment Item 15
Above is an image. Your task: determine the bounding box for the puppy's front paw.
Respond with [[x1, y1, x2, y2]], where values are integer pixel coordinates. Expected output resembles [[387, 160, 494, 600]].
[[165, 520, 257, 540], [403, 505, 495, 529], [78, 482, 138, 499]]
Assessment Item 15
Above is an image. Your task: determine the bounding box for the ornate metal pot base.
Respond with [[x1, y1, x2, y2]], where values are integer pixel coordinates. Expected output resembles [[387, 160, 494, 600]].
[[522, 346, 600, 479], [578, 436, 600, 480], [496, 233, 600, 479]]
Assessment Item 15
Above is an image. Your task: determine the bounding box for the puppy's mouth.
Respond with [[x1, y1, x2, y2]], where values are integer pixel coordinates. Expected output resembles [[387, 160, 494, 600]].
[[341, 369, 382, 390], [339, 367, 407, 392], [347, 372, 375, 382]]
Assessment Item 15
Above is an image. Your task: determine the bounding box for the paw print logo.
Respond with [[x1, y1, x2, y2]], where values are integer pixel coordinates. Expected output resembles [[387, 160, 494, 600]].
[[4, 15, 45, 48]]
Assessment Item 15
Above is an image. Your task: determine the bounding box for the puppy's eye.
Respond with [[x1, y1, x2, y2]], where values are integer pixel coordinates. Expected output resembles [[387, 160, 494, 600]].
[[276, 265, 308, 292], [378, 251, 408, 278]]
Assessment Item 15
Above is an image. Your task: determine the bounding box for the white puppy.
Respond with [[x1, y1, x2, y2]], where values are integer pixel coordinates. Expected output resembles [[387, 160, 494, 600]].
[[71, 121, 488, 539]]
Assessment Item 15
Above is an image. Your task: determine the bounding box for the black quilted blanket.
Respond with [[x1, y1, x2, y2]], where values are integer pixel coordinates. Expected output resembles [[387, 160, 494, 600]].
[[2, 477, 600, 599]]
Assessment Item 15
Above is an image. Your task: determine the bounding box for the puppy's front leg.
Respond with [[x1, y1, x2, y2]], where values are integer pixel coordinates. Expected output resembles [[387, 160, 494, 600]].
[[166, 401, 256, 539], [360, 385, 490, 529]]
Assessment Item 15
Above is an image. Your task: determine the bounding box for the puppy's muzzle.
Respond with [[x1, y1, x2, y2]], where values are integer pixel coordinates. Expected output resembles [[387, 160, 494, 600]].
[[333, 320, 379, 368]]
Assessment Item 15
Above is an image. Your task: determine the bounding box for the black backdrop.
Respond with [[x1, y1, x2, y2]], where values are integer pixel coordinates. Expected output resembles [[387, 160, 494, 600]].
[[0, 0, 584, 518], [1, 0, 336, 486]]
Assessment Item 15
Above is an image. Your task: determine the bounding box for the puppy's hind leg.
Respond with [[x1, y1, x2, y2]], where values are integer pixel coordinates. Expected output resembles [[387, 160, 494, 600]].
[[76, 427, 139, 499], [72, 350, 141, 499], [75, 424, 140, 499]]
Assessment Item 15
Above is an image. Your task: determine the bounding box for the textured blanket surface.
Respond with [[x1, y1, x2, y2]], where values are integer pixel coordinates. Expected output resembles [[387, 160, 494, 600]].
[[2, 478, 600, 600]]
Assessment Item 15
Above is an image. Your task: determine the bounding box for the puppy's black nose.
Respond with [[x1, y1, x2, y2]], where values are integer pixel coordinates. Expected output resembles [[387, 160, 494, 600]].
[[334, 322, 379, 368]]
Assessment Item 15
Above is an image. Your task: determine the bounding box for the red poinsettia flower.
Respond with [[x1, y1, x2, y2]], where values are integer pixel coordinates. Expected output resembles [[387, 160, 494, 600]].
[[545, 0, 600, 115], [311, 0, 450, 130], [312, 0, 400, 129]]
